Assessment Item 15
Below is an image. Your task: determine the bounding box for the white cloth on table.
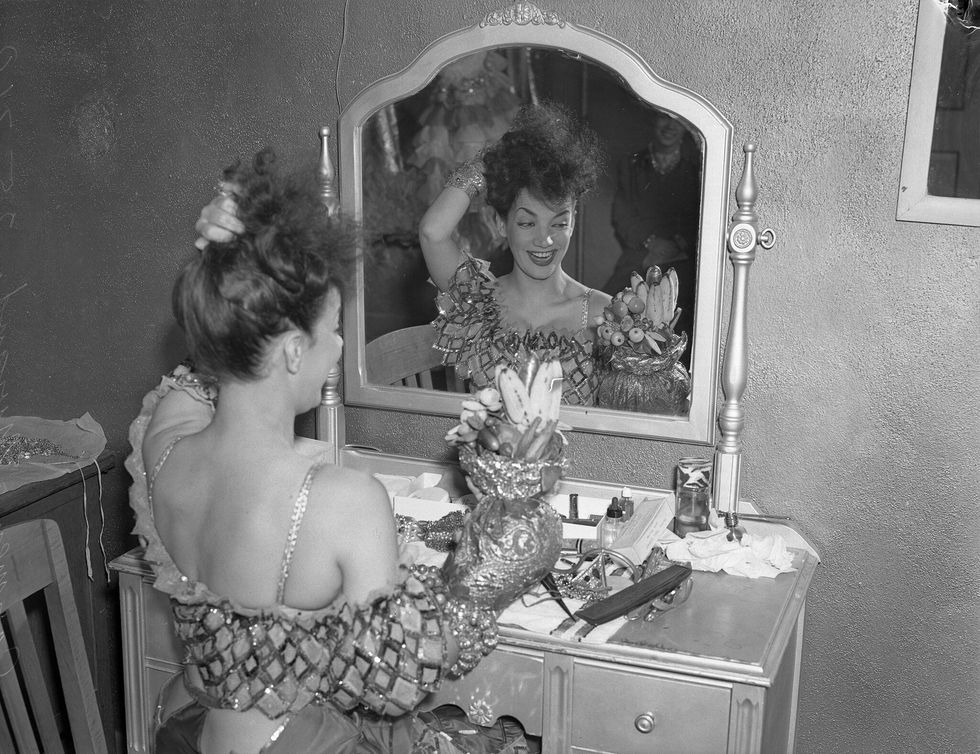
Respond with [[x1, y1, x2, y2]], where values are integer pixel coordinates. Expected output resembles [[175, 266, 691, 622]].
[[665, 528, 796, 578]]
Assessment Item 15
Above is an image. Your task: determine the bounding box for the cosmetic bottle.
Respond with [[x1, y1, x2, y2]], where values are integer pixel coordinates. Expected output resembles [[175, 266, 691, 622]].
[[600, 498, 625, 549], [619, 487, 634, 521], [568, 492, 579, 520]]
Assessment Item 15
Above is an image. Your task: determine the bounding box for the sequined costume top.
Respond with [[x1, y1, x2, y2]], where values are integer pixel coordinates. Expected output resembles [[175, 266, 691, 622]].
[[126, 371, 448, 720], [432, 257, 599, 405]]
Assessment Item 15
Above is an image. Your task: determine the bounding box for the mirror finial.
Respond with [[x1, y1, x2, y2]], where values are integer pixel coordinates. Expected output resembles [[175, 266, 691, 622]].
[[482, 2, 565, 28], [318, 126, 339, 218]]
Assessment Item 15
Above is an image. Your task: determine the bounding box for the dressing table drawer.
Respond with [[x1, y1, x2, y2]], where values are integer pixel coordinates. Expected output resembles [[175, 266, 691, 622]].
[[570, 660, 730, 753]]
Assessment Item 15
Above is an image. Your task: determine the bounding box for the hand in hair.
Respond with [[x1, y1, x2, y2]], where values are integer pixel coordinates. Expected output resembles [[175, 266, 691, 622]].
[[193, 181, 244, 250]]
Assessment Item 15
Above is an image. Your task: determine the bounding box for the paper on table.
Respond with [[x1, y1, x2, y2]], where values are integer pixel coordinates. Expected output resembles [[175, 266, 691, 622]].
[[497, 584, 628, 645], [374, 471, 466, 520], [664, 528, 796, 578]]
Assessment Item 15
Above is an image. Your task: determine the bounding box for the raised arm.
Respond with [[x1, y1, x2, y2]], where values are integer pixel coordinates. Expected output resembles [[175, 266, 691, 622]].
[[193, 182, 243, 250], [418, 160, 485, 291]]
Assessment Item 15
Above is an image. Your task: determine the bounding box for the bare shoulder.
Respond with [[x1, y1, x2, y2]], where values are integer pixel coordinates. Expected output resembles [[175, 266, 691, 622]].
[[142, 388, 212, 475], [307, 464, 393, 527], [301, 463, 399, 602]]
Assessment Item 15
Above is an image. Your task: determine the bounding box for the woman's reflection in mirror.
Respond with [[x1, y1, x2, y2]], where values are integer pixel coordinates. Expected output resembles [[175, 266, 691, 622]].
[[601, 110, 701, 342], [418, 102, 612, 406]]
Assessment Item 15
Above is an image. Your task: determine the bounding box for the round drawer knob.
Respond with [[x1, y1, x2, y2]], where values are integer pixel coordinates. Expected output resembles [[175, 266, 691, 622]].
[[634, 712, 656, 734]]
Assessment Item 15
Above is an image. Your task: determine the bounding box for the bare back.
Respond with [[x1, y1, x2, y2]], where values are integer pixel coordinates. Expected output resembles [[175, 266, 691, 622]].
[[145, 427, 398, 612]]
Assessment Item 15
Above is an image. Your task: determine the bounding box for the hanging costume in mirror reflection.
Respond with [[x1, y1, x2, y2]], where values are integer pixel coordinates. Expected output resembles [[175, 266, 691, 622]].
[[432, 255, 600, 406], [406, 51, 522, 265]]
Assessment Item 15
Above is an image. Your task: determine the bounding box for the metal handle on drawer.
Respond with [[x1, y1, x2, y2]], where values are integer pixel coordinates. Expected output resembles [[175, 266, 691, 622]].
[[634, 712, 656, 733]]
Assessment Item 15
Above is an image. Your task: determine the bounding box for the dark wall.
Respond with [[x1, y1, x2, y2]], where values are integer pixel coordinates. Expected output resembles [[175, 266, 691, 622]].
[[1, 3, 349, 748], [2, 2, 978, 754]]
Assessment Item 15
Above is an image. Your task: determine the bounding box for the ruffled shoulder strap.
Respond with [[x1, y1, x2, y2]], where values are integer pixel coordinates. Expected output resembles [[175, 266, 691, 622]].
[[125, 365, 217, 600]]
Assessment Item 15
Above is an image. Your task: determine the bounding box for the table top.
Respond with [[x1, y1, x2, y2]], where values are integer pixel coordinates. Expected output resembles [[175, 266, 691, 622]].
[[112, 543, 816, 687], [0, 449, 115, 516]]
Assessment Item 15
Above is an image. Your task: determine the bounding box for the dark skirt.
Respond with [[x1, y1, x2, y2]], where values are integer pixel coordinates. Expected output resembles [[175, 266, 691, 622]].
[[154, 701, 450, 754]]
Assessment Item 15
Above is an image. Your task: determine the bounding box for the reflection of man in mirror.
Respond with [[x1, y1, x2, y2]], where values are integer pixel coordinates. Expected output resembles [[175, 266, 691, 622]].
[[602, 111, 701, 340]]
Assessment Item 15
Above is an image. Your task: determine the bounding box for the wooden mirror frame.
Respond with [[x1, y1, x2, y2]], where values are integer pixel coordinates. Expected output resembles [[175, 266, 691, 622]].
[[336, 3, 734, 444], [898, 0, 980, 226]]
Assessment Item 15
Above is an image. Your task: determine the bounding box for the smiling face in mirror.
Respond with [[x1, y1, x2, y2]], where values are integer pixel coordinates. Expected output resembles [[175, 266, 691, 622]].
[[360, 47, 704, 415], [497, 190, 576, 285]]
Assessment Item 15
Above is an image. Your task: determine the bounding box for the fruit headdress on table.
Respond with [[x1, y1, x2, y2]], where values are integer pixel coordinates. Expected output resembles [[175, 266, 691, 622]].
[[445, 351, 566, 465], [446, 350, 568, 500], [443, 351, 567, 610], [594, 266, 691, 414]]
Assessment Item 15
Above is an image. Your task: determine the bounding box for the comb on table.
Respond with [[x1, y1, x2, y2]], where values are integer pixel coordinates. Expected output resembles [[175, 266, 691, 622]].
[[574, 563, 692, 626]]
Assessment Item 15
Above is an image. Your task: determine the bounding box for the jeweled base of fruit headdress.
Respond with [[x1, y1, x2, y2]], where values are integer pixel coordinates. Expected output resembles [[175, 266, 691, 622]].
[[594, 266, 692, 414]]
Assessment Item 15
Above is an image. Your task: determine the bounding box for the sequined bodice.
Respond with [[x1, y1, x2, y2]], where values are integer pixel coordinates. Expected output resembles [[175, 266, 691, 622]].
[[432, 257, 599, 405], [140, 439, 358, 718]]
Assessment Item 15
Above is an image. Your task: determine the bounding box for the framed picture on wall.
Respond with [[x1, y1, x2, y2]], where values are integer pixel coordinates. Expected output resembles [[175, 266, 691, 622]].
[[897, 0, 980, 225]]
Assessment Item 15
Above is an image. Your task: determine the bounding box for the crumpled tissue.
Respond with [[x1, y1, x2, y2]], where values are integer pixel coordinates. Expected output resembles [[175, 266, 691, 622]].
[[665, 528, 796, 578]]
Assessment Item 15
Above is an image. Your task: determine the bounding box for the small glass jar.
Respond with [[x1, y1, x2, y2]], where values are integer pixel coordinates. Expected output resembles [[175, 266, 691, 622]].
[[673, 457, 712, 536], [600, 499, 625, 548]]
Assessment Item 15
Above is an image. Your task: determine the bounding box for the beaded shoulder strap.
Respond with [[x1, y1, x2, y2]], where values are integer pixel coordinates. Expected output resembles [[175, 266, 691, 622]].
[[581, 289, 593, 330], [275, 462, 323, 604], [147, 436, 183, 504]]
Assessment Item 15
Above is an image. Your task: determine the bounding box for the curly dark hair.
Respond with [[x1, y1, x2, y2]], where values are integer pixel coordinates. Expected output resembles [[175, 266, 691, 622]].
[[483, 101, 604, 217], [173, 148, 357, 380]]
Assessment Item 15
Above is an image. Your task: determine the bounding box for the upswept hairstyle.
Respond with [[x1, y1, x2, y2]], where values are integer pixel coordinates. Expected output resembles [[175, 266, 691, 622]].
[[173, 148, 357, 380], [483, 101, 604, 217]]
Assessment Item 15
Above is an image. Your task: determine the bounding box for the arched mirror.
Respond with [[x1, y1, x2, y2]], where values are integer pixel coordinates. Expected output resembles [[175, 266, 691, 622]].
[[338, 4, 733, 443]]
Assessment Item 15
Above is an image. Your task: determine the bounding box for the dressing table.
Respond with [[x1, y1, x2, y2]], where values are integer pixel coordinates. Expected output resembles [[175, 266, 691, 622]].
[[110, 5, 817, 752], [112, 458, 816, 753]]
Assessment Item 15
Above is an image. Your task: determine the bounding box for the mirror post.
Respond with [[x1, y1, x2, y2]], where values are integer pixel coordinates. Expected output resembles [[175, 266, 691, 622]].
[[317, 126, 344, 463], [318, 126, 340, 218], [318, 366, 346, 465], [713, 144, 774, 540]]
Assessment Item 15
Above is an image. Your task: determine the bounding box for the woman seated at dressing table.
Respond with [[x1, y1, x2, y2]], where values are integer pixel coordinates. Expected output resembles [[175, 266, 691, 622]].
[[419, 102, 612, 406], [133, 149, 557, 754]]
